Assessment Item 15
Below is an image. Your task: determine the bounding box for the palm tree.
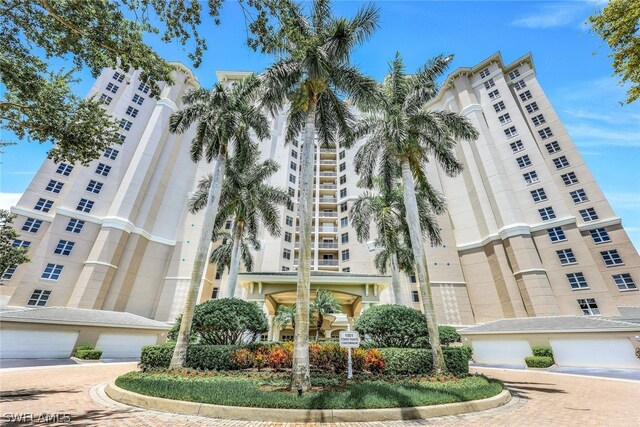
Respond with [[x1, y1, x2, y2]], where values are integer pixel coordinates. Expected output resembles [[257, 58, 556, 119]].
[[189, 150, 290, 297], [206, 228, 262, 292], [274, 304, 297, 333], [354, 53, 479, 374], [260, 0, 380, 390], [350, 178, 444, 305], [310, 289, 342, 342], [167, 75, 270, 369]]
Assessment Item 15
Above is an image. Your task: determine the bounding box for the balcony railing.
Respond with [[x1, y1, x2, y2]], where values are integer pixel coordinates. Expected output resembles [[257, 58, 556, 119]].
[[294, 242, 338, 249], [296, 226, 338, 233], [318, 259, 339, 266], [319, 172, 337, 177], [319, 160, 336, 165], [318, 211, 337, 217], [318, 184, 337, 190], [315, 197, 337, 203]]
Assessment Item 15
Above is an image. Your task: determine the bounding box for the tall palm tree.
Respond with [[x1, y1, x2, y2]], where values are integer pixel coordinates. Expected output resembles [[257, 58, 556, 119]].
[[206, 228, 262, 292], [189, 150, 290, 297], [354, 53, 479, 374], [260, 0, 380, 390], [167, 75, 270, 369], [274, 304, 297, 333], [310, 289, 342, 342], [350, 178, 444, 305]]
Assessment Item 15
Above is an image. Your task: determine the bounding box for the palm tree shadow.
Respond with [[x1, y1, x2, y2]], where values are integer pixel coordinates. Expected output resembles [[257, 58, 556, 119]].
[[0, 388, 81, 402]]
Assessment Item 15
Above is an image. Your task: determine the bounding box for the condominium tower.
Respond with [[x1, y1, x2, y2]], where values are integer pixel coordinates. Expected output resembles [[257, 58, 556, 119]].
[[5, 53, 639, 340]]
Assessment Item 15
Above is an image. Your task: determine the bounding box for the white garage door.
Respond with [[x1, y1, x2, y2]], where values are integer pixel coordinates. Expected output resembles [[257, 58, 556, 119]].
[[95, 333, 158, 358], [472, 339, 532, 366], [0, 330, 78, 359], [550, 338, 640, 369]]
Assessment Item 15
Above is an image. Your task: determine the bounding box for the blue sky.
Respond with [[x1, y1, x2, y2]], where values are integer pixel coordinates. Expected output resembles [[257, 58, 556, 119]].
[[1, 0, 638, 249]]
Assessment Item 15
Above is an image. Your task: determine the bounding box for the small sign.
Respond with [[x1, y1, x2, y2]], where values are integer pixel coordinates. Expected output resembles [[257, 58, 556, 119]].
[[339, 331, 360, 348]]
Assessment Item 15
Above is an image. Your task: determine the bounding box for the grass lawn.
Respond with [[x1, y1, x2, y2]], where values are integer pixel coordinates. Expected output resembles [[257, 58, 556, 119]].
[[115, 371, 503, 409]]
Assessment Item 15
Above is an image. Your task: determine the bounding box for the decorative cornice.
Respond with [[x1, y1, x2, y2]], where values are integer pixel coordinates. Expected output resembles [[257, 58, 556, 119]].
[[84, 260, 118, 269], [56, 207, 102, 225], [577, 217, 622, 231], [460, 104, 483, 116], [513, 268, 547, 276], [10, 206, 54, 222], [156, 98, 178, 112]]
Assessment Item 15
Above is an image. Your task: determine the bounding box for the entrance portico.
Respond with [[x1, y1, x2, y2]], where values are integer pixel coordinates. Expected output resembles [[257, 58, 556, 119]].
[[237, 272, 390, 341]]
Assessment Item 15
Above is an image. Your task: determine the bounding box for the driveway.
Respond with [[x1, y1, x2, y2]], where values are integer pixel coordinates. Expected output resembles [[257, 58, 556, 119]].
[[0, 363, 638, 426]]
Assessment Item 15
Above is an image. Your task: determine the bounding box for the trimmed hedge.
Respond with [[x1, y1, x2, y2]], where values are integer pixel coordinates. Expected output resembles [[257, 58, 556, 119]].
[[532, 346, 553, 358], [140, 344, 240, 371], [75, 349, 102, 360], [378, 347, 469, 376], [525, 356, 554, 368]]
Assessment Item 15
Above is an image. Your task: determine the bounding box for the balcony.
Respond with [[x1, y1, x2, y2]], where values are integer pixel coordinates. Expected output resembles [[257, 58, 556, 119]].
[[318, 184, 337, 190], [318, 211, 337, 217], [320, 160, 336, 165], [296, 226, 338, 233], [318, 259, 339, 266], [319, 172, 336, 177], [294, 242, 338, 249], [315, 197, 337, 204]]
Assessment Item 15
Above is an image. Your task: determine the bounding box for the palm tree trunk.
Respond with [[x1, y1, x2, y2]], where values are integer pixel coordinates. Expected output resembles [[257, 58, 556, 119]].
[[225, 220, 244, 298], [400, 160, 446, 374], [390, 252, 403, 305], [291, 100, 316, 392], [315, 313, 323, 343], [169, 153, 227, 369]]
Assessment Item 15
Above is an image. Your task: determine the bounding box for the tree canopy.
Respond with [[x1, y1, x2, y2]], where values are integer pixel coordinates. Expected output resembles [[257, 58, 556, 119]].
[[0, 210, 30, 282]]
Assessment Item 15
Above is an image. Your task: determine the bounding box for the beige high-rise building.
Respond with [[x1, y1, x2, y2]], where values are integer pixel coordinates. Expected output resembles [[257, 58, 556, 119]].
[[4, 53, 639, 341]]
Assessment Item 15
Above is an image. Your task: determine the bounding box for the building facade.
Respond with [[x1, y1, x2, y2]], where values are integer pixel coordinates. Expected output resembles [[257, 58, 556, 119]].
[[4, 53, 639, 338]]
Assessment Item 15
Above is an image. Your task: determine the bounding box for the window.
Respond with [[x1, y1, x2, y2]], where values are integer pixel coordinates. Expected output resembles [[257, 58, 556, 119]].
[[106, 82, 119, 93], [530, 188, 547, 202], [291, 150, 298, 159], [410, 275, 417, 283], [341, 249, 350, 261], [285, 216, 293, 227], [488, 89, 500, 100], [557, 249, 577, 265], [12, 240, 30, 248], [493, 101, 506, 112], [339, 150, 346, 160], [96, 163, 111, 176], [284, 232, 292, 243], [112, 71, 125, 82], [538, 127, 553, 139], [86, 180, 103, 194], [538, 206, 556, 221], [282, 266, 290, 271], [34, 198, 53, 212], [27, 290, 51, 307], [215, 271, 222, 280], [54, 240, 75, 256], [287, 201, 294, 211], [545, 141, 561, 154], [553, 156, 570, 169], [339, 188, 347, 198], [104, 148, 119, 160], [282, 249, 291, 260], [56, 163, 74, 176], [561, 172, 579, 186], [613, 274, 637, 291], [519, 90, 532, 101], [589, 228, 610, 244], [510, 140, 524, 152], [211, 288, 219, 299], [116, 133, 126, 142], [2, 266, 17, 280], [601, 250, 623, 266], [342, 267, 350, 273], [288, 187, 295, 197], [339, 163, 346, 172], [132, 94, 145, 105], [412, 291, 420, 303], [125, 106, 139, 118], [292, 140, 298, 147], [567, 273, 589, 290], [41, 263, 63, 280], [579, 207, 598, 222], [76, 198, 94, 213], [547, 227, 566, 242], [498, 113, 512, 125], [100, 94, 113, 105], [341, 217, 348, 228], [513, 79, 527, 90], [531, 114, 546, 126], [45, 180, 64, 194], [225, 220, 232, 230], [23, 218, 43, 233], [525, 102, 539, 113], [578, 298, 600, 315], [504, 126, 518, 138], [570, 189, 588, 204], [138, 82, 150, 93], [289, 174, 296, 184], [339, 175, 346, 185], [340, 202, 348, 213], [479, 68, 490, 79], [483, 79, 495, 89], [523, 171, 539, 185], [290, 161, 297, 171], [516, 155, 532, 168], [66, 218, 85, 233], [508, 70, 521, 80], [119, 119, 132, 130], [341, 232, 349, 244]]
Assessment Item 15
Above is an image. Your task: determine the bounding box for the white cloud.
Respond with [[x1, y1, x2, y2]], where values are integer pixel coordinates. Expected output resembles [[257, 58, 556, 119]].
[[511, 3, 585, 29], [603, 192, 640, 210], [0, 193, 22, 210]]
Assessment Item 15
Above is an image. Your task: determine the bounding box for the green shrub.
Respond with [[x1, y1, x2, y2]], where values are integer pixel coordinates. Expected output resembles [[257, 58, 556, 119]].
[[75, 349, 102, 360], [636, 347, 640, 359], [72, 342, 95, 357], [460, 345, 473, 361], [525, 356, 554, 368], [187, 345, 240, 370], [437, 326, 461, 347], [379, 347, 469, 376], [532, 346, 553, 358], [140, 343, 174, 370], [355, 304, 428, 348]]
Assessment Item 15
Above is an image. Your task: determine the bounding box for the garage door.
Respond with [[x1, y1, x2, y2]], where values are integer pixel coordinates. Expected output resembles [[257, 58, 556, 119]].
[[472, 339, 532, 366], [95, 333, 158, 358], [0, 330, 78, 359], [550, 338, 640, 369]]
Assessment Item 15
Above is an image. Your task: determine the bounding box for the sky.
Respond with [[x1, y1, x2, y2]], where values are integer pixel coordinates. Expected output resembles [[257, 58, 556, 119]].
[[1, 0, 639, 249]]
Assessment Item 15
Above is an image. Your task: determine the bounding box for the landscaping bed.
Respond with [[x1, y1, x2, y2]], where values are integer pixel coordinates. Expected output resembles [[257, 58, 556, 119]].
[[115, 370, 503, 409]]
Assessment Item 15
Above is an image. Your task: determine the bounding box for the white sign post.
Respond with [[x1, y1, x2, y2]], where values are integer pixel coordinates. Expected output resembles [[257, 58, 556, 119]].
[[339, 330, 360, 379]]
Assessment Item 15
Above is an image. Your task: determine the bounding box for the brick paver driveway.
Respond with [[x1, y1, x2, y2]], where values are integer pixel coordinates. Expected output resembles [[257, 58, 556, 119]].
[[1, 363, 638, 426]]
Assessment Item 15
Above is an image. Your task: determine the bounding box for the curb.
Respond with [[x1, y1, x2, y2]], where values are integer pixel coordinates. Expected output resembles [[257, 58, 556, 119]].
[[105, 380, 511, 422], [472, 366, 640, 384]]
